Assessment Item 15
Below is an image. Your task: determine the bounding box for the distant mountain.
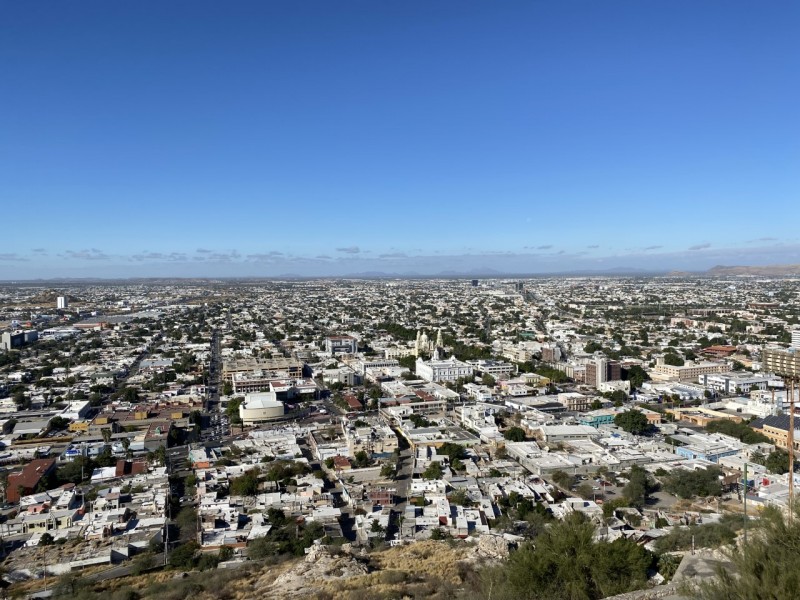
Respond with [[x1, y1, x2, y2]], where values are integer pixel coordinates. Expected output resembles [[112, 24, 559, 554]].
[[706, 264, 800, 276]]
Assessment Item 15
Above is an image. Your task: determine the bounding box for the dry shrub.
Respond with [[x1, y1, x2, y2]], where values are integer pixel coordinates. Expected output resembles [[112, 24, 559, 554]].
[[379, 570, 409, 585]]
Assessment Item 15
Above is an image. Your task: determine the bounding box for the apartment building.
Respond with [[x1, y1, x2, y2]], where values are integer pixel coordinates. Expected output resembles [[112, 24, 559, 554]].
[[762, 347, 800, 378], [653, 359, 725, 382]]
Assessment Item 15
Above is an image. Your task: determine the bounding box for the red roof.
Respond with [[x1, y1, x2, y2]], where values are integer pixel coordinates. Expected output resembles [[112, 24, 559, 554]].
[[7, 458, 57, 502], [346, 396, 363, 409], [115, 460, 148, 478]]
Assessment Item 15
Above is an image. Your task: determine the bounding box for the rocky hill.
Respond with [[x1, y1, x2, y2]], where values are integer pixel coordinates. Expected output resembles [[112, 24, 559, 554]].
[[706, 264, 800, 276], [87, 537, 510, 600]]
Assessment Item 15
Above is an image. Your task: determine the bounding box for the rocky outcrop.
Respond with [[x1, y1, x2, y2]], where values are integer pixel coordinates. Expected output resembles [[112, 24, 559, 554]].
[[473, 534, 512, 560], [257, 544, 369, 599]]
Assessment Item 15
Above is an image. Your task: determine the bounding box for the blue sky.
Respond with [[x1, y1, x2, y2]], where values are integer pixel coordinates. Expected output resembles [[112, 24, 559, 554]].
[[1, 1, 798, 278]]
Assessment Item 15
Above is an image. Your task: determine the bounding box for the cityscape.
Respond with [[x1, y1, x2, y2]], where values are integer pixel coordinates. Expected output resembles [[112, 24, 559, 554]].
[[0, 276, 799, 598], [2, 2, 799, 600]]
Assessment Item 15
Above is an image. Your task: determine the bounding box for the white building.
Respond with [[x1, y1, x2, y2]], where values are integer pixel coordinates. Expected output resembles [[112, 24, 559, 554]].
[[653, 359, 725, 382], [239, 392, 284, 425], [325, 336, 358, 355], [415, 354, 474, 383], [466, 359, 516, 379], [700, 372, 779, 395], [57, 296, 68, 309]]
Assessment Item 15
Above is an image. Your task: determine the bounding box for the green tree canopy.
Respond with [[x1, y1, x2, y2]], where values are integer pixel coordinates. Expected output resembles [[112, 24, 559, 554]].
[[614, 410, 652, 435], [623, 365, 650, 389], [623, 465, 657, 508], [662, 467, 723, 499], [483, 512, 653, 599], [504, 426, 526, 442], [687, 507, 800, 600], [422, 461, 443, 480], [662, 353, 685, 366]]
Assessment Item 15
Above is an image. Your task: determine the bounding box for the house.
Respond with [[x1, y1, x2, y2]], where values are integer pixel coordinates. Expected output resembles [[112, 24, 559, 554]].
[[7, 458, 57, 503]]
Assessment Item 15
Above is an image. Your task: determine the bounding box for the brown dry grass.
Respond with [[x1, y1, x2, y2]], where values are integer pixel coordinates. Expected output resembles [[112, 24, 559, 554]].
[[11, 541, 477, 600], [315, 541, 474, 600]]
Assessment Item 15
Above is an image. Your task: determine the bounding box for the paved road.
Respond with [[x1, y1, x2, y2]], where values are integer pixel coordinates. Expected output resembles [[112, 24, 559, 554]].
[[206, 330, 221, 413], [390, 431, 414, 541], [85, 552, 167, 582]]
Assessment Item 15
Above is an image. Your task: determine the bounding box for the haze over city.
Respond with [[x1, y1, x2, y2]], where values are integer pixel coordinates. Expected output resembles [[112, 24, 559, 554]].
[[2, 1, 799, 279]]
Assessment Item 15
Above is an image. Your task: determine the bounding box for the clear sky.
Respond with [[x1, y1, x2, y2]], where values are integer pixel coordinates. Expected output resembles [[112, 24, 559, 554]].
[[1, 1, 798, 278]]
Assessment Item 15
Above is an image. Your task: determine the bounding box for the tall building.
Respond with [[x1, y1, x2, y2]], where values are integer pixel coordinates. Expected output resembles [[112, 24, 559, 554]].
[[792, 329, 800, 350], [57, 296, 68, 309], [584, 358, 621, 388], [1, 331, 24, 351], [471, 279, 479, 287], [762, 347, 800, 378]]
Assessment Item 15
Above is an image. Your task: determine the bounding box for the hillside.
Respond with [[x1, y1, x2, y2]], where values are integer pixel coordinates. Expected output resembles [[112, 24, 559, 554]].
[[62, 538, 501, 600], [706, 264, 800, 276]]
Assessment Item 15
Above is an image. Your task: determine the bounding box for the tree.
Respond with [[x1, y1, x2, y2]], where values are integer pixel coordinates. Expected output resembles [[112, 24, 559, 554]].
[[169, 541, 199, 569], [482, 373, 496, 386], [422, 461, 443, 480], [764, 449, 790, 475], [584, 341, 604, 353], [663, 353, 685, 366], [504, 426, 526, 442], [437, 442, 467, 464], [662, 467, 722, 499], [230, 469, 260, 496], [380, 462, 396, 479], [483, 512, 653, 600], [39, 532, 55, 546], [705, 420, 769, 445], [623, 365, 650, 390], [550, 470, 574, 490], [353, 450, 372, 469], [218, 545, 234, 562], [176, 506, 198, 534], [687, 507, 800, 600], [614, 410, 651, 435], [408, 413, 431, 428], [576, 482, 595, 500], [131, 552, 155, 575], [623, 465, 656, 508], [590, 399, 603, 410]]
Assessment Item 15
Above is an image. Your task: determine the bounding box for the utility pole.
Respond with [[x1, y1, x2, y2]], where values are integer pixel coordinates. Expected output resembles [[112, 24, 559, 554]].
[[742, 462, 748, 550], [790, 379, 796, 520]]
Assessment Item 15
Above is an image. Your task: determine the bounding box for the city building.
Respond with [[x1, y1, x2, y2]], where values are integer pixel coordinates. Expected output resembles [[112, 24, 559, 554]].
[[751, 415, 800, 454], [466, 359, 516, 380], [415, 353, 474, 383], [762, 347, 800, 378], [7, 458, 57, 503], [325, 335, 358, 355], [57, 296, 68, 309], [699, 372, 778, 395], [557, 392, 591, 412], [238, 392, 285, 425], [585, 357, 621, 388], [653, 359, 725, 382], [1, 331, 24, 351], [223, 357, 304, 382]]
